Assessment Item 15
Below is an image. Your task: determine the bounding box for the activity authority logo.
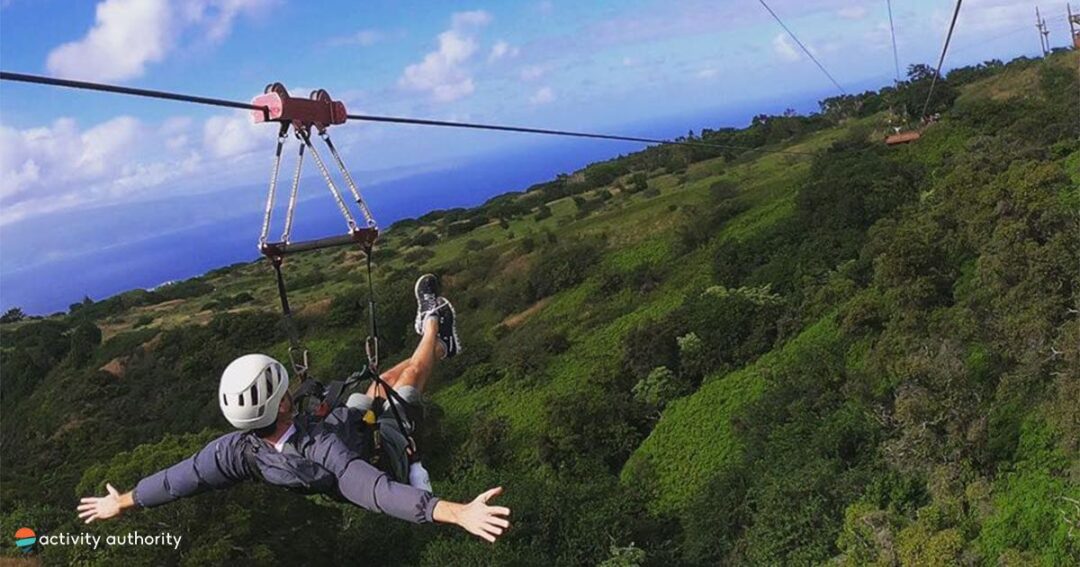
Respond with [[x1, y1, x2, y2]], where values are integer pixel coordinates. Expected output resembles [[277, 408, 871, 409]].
[[14, 527, 37, 552]]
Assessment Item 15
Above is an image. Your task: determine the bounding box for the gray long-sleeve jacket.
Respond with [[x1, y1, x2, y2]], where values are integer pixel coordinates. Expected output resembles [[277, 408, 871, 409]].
[[133, 407, 439, 523]]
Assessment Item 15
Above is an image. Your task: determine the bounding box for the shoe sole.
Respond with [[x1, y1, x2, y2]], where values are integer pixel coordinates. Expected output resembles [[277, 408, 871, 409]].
[[414, 273, 438, 335], [437, 299, 462, 359]]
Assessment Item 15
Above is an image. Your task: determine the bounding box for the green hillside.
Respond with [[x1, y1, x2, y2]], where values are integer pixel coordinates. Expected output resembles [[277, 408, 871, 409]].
[[2, 51, 1078, 566]]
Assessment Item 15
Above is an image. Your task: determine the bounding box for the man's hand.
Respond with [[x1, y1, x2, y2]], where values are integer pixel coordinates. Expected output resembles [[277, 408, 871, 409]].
[[433, 487, 511, 542], [77, 483, 135, 524]]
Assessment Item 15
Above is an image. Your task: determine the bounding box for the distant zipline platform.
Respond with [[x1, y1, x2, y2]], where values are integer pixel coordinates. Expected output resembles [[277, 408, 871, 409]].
[[884, 131, 921, 145]]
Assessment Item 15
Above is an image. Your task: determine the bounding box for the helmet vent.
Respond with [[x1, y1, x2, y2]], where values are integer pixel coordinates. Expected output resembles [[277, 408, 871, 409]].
[[237, 393, 245, 407], [222, 394, 228, 406], [249, 383, 259, 406]]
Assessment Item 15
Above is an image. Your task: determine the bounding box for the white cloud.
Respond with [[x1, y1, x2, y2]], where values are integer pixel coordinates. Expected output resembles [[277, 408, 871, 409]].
[[520, 64, 548, 81], [837, 6, 867, 20], [0, 116, 204, 223], [160, 117, 193, 151], [489, 40, 520, 61], [0, 117, 139, 202], [696, 68, 719, 79], [78, 117, 141, 176], [203, 111, 274, 159], [941, 0, 1033, 35], [46, 0, 173, 81], [529, 86, 555, 105], [329, 28, 384, 47], [0, 108, 287, 224], [772, 33, 801, 62], [45, 0, 267, 81], [183, 0, 269, 43], [399, 11, 492, 102], [451, 10, 492, 28]]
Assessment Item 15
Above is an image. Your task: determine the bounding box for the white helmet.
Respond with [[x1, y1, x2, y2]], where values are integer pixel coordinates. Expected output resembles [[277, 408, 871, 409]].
[[219, 354, 290, 430]]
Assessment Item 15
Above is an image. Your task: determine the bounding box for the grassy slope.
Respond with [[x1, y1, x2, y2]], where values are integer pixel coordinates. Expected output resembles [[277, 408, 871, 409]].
[[615, 53, 1080, 520], [6, 52, 1073, 564], [427, 130, 835, 459]]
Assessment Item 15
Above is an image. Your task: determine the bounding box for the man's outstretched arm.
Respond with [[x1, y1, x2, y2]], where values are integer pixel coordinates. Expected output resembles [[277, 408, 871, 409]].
[[76, 433, 248, 522], [337, 458, 511, 541]]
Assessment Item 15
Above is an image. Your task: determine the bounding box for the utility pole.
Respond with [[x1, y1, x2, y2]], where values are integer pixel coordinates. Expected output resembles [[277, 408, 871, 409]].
[[1069, 3, 1080, 50], [1035, 6, 1050, 56]]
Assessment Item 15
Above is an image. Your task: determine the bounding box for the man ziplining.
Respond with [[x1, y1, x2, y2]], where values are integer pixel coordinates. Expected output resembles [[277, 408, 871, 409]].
[[76, 275, 511, 543]]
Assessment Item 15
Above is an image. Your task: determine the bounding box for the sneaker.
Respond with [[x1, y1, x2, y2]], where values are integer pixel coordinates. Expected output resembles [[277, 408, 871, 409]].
[[433, 298, 461, 359], [414, 274, 442, 335]]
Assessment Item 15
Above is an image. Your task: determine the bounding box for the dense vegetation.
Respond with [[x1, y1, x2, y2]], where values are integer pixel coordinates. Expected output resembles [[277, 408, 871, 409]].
[[2, 51, 1078, 566]]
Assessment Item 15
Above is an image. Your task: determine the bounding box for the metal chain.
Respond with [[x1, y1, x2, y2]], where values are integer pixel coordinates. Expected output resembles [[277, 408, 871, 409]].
[[296, 127, 357, 232], [320, 131, 377, 228], [259, 123, 290, 249], [281, 140, 305, 244]]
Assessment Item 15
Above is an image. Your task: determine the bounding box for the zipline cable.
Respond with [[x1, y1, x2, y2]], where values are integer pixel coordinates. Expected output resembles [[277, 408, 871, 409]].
[[886, 0, 901, 83], [345, 111, 804, 155], [0, 71, 267, 117], [757, 0, 846, 94], [920, 0, 963, 118], [0, 70, 817, 156]]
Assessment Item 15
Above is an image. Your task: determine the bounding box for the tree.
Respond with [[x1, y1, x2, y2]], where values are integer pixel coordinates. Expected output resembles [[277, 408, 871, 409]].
[[1, 307, 26, 324], [890, 63, 958, 118], [68, 321, 102, 366], [632, 366, 680, 412]]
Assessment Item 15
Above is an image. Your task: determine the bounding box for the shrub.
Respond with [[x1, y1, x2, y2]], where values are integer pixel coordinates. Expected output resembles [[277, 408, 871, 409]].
[[208, 310, 282, 349], [598, 543, 646, 567], [287, 269, 326, 291], [622, 317, 681, 379], [410, 231, 438, 247], [465, 238, 490, 251], [403, 247, 435, 264], [460, 362, 505, 389], [677, 332, 708, 381], [327, 287, 366, 328], [678, 285, 783, 373], [460, 414, 511, 469], [527, 238, 602, 299], [495, 325, 570, 379], [539, 391, 641, 474], [68, 321, 103, 366], [632, 366, 680, 411]]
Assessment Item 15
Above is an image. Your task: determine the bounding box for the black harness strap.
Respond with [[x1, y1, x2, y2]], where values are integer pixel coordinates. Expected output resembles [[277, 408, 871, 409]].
[[359, 243, 417, 456], [270, 256, 309, 381], [266, 242, 416, 458]]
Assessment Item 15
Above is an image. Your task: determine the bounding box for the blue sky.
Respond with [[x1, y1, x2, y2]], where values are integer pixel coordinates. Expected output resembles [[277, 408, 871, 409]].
[[0, 0, 1066, 312]]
